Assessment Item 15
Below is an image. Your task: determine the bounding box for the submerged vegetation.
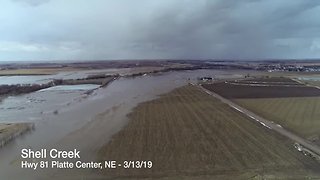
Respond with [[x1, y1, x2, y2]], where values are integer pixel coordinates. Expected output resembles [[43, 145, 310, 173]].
[[0, 123, 34, 148], [0, 75, 117, 97]]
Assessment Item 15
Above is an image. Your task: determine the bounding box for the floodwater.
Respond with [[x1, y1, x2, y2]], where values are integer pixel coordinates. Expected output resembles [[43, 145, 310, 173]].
[[0, 68, 128, 85], [39, 84, 100, 91], [298, 76, 320, 81], [0, 69, 247, 179]]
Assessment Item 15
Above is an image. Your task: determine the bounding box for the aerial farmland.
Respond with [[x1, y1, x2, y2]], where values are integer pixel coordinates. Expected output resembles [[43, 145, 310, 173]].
[[97, 85, 320, 179], [203, 77, 320, 155], [2, 0, 320, 178]]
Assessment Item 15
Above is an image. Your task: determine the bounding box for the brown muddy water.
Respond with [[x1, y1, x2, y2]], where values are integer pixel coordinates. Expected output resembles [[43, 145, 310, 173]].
[[0, 69, 249, 179]]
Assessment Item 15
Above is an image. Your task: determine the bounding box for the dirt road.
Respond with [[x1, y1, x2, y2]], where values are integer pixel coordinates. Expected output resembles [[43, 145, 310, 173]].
[[197, 83, 320, 156]]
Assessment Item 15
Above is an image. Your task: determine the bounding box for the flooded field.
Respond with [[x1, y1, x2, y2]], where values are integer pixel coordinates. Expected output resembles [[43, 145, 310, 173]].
[[0, 68, 124, 85], [0, 69, 253, 179], [0, 67, 165, 85], [298, 76, 320, 81], [39, 84, 100, 92]]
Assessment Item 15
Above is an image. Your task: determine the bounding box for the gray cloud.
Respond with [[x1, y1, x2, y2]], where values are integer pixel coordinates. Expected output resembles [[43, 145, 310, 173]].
[[1, 0, 320, 61], [12, 0, 50, 6], [130, 0, 320, 59]]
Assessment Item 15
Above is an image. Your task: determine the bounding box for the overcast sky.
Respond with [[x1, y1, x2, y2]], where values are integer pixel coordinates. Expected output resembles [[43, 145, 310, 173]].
[[0, 0, 320, 61]]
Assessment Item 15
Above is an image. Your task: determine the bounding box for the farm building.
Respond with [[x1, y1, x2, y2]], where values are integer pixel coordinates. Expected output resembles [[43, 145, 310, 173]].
[[198, 77, 213, 82]]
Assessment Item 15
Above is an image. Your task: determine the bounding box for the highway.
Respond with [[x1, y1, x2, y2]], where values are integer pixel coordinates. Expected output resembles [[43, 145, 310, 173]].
[[194, 83, 320, 157]]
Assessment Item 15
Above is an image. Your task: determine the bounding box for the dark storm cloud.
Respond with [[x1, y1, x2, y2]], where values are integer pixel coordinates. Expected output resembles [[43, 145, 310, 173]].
[[1, 0, 320, 61], [130, 0, 320, 59]]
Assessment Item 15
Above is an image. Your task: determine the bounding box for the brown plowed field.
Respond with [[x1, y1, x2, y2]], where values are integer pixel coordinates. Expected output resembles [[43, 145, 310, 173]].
[[202, 82, 320, 98], [242, 77, 298, 83], [97, 85, 319, 179]]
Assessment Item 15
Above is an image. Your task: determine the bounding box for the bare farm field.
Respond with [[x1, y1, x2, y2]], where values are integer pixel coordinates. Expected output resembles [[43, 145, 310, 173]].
[[202, 77, 320, 99], [241, 77, 300, 83], [97, 85, 320, 179]]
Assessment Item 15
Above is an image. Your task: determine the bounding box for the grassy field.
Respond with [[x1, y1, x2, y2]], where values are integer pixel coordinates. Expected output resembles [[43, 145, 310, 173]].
[[97, 85, 319, 179], [236, 97, 320, 143]]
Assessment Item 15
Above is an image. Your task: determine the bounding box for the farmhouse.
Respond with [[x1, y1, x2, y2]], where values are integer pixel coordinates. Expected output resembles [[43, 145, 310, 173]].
[[198, 77, 213, 82]]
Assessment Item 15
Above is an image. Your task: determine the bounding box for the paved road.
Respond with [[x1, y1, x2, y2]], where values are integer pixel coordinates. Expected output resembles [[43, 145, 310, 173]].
[[194, 83, 320, 156]]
